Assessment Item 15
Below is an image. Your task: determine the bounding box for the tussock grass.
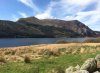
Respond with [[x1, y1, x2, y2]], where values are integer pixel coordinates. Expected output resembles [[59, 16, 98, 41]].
[[24, 56, 31, 63], [0, 43, 99, 73], [0, 51, 100, 73], [0, 43, 100, 62], [0, 56, 6, 63]]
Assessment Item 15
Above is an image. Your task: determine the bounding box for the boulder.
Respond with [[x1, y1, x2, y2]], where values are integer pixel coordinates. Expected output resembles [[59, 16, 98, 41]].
[[75, 65, 80, 70], [95, 54, 100, 68], [74, 70, 89, 73], [81, 58, 97, 72], [65, 65, 80, 73], [65, 66, 76, 73], [95, 54, 100, 61]]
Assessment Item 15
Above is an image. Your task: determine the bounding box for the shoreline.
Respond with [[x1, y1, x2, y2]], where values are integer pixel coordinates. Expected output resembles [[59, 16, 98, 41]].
[[1, 43, 100, 49], [0, 43, 100, 61]]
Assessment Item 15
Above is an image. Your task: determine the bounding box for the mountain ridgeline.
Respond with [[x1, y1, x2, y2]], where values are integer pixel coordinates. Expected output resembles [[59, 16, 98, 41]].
[[0, 17, 99, 38]]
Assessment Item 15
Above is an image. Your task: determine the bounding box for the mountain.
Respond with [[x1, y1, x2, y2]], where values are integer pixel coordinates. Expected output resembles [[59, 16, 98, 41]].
[[40, 19, 96, 37], [0, 20, 44, 38], [95, 31, 100, 36], [0, 16, 99, 38]]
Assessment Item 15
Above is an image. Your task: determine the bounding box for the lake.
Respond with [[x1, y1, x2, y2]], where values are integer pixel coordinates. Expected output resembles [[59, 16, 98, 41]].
[[0, 38, 94, 48]]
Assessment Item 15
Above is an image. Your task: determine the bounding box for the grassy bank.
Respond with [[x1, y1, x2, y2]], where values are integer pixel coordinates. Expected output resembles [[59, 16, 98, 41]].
[[0, 52, 100, 73], [0, 43, 100, 73]]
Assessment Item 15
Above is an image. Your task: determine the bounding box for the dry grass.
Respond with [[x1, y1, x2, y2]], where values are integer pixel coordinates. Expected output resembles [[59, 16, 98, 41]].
[[0, 43, 100, 62], [0, 56, 6, 63]]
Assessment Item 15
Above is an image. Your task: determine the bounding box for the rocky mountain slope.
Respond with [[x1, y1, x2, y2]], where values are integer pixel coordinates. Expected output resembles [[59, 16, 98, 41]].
[[0, 16, 99, 38], [0, 20, 44, 38]]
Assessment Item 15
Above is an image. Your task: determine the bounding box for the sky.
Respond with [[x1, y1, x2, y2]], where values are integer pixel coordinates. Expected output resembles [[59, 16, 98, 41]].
[[0, 0, 100, 31]]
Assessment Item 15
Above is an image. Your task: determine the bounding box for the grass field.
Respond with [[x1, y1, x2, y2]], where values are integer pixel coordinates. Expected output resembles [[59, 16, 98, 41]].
[[0, 52, 100, 73], [0, 43, 100, 73]]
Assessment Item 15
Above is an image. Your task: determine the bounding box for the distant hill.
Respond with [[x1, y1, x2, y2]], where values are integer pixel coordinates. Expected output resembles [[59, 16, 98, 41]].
[[0, 16, 99, 38]]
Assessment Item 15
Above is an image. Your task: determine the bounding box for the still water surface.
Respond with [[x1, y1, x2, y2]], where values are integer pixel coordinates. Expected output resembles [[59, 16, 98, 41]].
[[0, 38, 94, 48]]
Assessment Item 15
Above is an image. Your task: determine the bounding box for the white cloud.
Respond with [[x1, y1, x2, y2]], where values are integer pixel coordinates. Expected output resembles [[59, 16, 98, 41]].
[[62, 10, 100, 31], [17, 0, 100, 31], [96, 0, 100, 10], [49, 0, 100, 30], [61, 0, 96, 6], [64, 16, 75, 20], [11, 12, 28, 21], [35, 12, 53, 19], [64, 10, 100, 24], [35, 6, 52, 19], [84, 12, 100, 25], [12, 15, 19, 21], [18, 0, 40, 13], [18, 12, 28, 18], [77, 11, 100, 16], [35, 1, 56, 19], [36, 0, 96, 20]]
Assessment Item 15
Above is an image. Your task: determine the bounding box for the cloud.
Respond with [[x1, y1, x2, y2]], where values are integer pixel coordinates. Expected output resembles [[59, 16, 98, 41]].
[[18, 0, 40, 13], [63, 9, 100, 31], [83, 11, 100, 25], [35, 0, 95, 20], [12, 15, 19, 21], [18, 12, 28, 18], [35, 12, 53, 19], [61, 0, 96, 6], [18, 0, 100, 31], [48, 0, 100, 30], [11, 12, 28, 21], [35, 1, 56, 19], [35, 6, 53, 19]]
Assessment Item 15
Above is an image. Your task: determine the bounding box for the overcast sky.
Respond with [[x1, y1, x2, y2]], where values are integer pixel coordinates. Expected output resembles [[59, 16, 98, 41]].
[[0, 0, 100, 31]]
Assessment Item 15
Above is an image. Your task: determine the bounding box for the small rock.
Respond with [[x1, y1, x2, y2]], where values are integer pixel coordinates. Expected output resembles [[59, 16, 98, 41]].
[[81, 58, 97, 73]]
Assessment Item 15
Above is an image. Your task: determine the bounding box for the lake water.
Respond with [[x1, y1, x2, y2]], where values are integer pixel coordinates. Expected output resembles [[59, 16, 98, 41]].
[[0, 38, 94, 48]]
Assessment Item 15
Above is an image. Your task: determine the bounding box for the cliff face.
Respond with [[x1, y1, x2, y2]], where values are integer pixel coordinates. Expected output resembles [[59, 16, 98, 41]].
[[40, 19, 96, 37], [0, 17, 99, 38]]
